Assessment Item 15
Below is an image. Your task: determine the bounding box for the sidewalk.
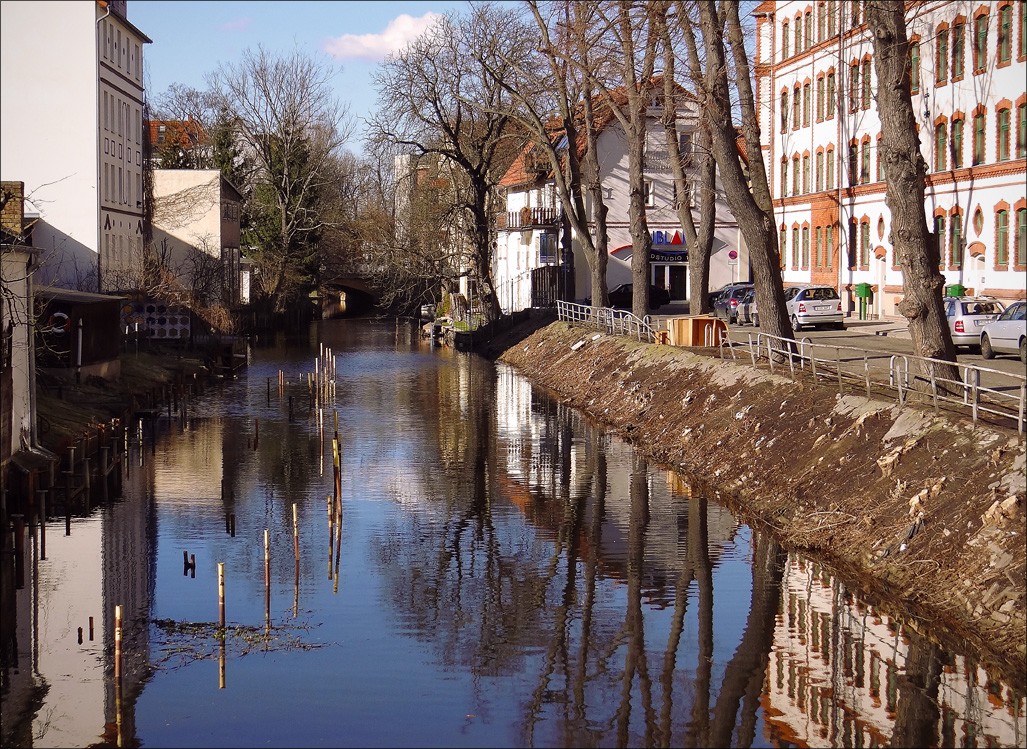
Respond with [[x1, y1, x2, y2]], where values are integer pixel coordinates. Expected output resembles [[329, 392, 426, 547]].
[[651, 303, 912, 339]]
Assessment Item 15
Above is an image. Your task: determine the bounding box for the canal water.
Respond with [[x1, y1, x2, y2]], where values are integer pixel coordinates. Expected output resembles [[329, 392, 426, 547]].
[[2, 318, 1024, 748]]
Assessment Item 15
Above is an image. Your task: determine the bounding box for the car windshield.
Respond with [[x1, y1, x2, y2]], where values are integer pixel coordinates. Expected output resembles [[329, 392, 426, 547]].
[[803, 287, 839, 301], [961, 301, 1002, 315], [1000, 304, 1026, 321]]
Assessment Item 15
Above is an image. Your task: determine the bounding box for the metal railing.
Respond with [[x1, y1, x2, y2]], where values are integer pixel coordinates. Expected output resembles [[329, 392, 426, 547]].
[[557, 300, 657, 343], [717, 330, 1026, 434]]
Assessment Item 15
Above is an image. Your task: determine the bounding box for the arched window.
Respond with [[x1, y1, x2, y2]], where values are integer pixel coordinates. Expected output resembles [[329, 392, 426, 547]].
[[861, 57, 872, 109], [951, 115, 965, 168], [848, 140, 858, 187], [804, 10, 812, 50], [849, 61, 860, 111], [781, 89, 789, 132], [826, 145, 835, 189], [826, 70, 836, 118], [816, 75, 825, 121], [803, 81, 811, 126], [802, 225, 810, 268], [950, 210, 963, 269], [1016, 206, 1026, 267], [792, 225, 801, 268], [1017, 101, 1027, 158], [860, 138, 871, 184], [780, 157, 789, 196], [860, 220, 871, 268], [909, 39, 921, 93], [782, 20, 790, 58], [816, 148, 825, 191], [792, 154, 801, 194], [793, 84, 801, 129], [935, 213, 947, 269], [802, 152, 810, 193]]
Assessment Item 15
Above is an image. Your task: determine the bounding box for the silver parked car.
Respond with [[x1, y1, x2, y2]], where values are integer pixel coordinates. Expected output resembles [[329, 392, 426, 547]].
[[944, 296, 1004, 350], [785, 285, 844, 331], [980, 300, 1026, 364]]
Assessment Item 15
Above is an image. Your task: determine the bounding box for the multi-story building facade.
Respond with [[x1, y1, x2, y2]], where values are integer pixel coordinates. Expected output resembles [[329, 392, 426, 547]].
[[0, 0, 150, 293], [755, 0, 1026, 319], [495, 94, 747, 314]]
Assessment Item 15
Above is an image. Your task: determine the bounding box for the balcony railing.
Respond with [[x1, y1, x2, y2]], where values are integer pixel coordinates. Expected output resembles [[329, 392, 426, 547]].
[[501, 207, 561, 230]]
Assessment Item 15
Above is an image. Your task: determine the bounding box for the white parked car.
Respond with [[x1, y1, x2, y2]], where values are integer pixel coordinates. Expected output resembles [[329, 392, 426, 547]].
[[980, 301, 1026, 364], [943, 296, 1004, 350], [784, 285, 844, 331]]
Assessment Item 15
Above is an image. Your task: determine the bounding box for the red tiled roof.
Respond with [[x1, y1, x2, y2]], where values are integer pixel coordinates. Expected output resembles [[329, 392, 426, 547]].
[[148, 119, 208, 148]]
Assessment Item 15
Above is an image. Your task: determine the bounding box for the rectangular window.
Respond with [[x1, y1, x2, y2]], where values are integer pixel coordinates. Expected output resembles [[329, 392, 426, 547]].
[[935, 123, 948, 171], [951, 214, 962, 269], [997, 108, 1010, 160], [862, 58, 871, 109], [827, 72, 836, 117], [826, 148, 835, 189], [782, 21, 790, 58], [997, 210, 1009, 265], [1016, 208, 1026, 266], [817, 77, 825, 120], [805, 12, 812, 49], [802, 226, 810, 268], [999, 4, 1012, 63], [781, 91, 789, 132], [828, 3, 837, 37], [816, 226, 824, 266], [935, 215, 946, 268], [793, 89, 801, 129], [803, 83, 811, 126], [953, 21, 965, 79], [1018, 104, 1027, 158], [973, 112, 986, 164], [793, 156, 800, 195], [818, 3, 826, 43], [816, 151, 824, 191], [803, 154, 810, 193], [826, 224, 834, 267], [937, 28, 949, 83], [795, 19, 802, 55], [780, 158, 788, 196], [860, 222, 870, 267], [849, 63, 859, 111], [860, 141, 870, 183], [792, 227, 800, 269], [951, 118, 964, 167], [848, 143, 858, 186], [877, 138, 885, 181], [910, 42, 920, 93], [973, 14, 988, 71], [779, 227, 787, 268], [644, 179, 655, 207]]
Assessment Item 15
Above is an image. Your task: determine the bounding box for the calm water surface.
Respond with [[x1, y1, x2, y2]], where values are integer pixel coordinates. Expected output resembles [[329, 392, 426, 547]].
[[2, 318, 1024, 748]]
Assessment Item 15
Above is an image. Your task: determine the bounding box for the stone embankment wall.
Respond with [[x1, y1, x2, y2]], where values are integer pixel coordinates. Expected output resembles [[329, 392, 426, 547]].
[[494, 320, 1026, 687]]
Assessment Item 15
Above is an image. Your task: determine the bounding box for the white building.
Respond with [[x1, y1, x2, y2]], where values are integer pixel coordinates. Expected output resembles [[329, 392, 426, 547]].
[[151, 170, 244, 306], [755, 0, 1026, 319], [0, 0, 150, 293], [494, 92, 746, 314]]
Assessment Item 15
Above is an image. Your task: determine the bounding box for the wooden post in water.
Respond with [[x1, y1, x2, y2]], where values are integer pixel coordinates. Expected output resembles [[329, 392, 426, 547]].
[[264, 529, 271, 629], [219, 638, 226, 690], [89, 615, 94, 640], [292, 503, 299, 562], [253, 418, 259, 449], [12, 515, 25, 589], [114, 604, 123, 680], [327, 493, 334, 578], [37, 490, 46, 560], [100, 445, 110, 503], [218, 563, 226, 630]]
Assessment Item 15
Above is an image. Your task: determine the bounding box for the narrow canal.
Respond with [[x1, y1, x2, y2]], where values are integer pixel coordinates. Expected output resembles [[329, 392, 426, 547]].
[[2, 318, 1024, 748]]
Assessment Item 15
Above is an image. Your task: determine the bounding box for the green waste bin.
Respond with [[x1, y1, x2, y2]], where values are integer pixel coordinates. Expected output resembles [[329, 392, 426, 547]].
[[854, 283, 873, 298], [945, 283, 966, 297]]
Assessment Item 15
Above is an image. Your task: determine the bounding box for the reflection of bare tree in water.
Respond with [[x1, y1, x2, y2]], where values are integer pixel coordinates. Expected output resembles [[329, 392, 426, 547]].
[[682, 494, 714, 749], [708, 530, 786, 748], [890, 636, 942, 748], [618, 454, 657, 746]]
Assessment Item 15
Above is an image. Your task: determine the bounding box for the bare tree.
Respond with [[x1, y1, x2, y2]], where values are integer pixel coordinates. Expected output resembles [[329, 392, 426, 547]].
[[654, 0, 717, 315], [369, 9, 523, 325], [206, 46, 353, 315], [685, 0, 792, 342], [865, 0, 959, 381]]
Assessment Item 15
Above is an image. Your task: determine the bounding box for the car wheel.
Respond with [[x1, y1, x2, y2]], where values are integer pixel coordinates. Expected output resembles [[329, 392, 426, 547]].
[[791, 315, 802, 332], [981, 334, 995, 359], [752, 312, 759, 327], [1020, 337, 1026, 365], [833, 321, 844, 330]]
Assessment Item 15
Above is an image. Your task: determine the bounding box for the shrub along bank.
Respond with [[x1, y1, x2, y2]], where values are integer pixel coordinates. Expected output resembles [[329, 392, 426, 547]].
[[491, 319, 1026, 689]]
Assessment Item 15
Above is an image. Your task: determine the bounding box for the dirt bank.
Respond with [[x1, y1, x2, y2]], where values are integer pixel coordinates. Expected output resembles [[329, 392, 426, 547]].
[[488, 318, 1026, 689]]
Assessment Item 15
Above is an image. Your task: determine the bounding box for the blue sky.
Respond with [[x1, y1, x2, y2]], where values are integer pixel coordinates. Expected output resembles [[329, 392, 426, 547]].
[[130, 1, 473, 151]]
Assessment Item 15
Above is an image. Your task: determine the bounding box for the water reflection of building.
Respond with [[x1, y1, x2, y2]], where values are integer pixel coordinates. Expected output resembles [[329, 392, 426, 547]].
[[764, 552, 1026, 747], [2, 479, 155, 748]]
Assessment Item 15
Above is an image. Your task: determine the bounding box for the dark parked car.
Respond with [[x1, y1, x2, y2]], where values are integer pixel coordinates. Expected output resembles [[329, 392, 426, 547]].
[[712, 282, 755, 324], [707, 281, 753, 309], [607, 283, 671, 310]]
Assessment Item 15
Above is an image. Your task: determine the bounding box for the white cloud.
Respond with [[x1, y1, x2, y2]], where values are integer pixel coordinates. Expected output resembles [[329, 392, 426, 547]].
[[218, 17, 252, 32], [323, 12, 441, 61]]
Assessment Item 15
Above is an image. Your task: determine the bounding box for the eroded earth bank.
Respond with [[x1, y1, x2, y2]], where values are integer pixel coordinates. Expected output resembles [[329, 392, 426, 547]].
[[488, 319, 1026, 689]]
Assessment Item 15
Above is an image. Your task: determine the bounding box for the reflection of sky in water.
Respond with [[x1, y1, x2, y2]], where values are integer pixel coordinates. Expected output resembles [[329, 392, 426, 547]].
[[9, 319, 1022, 748]]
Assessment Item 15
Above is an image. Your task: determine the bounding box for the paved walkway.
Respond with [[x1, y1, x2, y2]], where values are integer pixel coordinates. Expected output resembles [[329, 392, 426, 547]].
[[650, 303, 912, 339]]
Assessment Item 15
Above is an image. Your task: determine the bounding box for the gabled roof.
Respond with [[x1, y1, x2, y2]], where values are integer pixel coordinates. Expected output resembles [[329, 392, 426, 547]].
[[148, 118, 208, 149], [499, 76, 693, 189]]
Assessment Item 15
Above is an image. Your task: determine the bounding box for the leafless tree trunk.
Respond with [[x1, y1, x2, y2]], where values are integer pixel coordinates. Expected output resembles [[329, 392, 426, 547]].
[[370, 9, 523, 325], [687, 0, 792, 341], [865, 1, 959, 382], [655, 1, 717, 315]]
